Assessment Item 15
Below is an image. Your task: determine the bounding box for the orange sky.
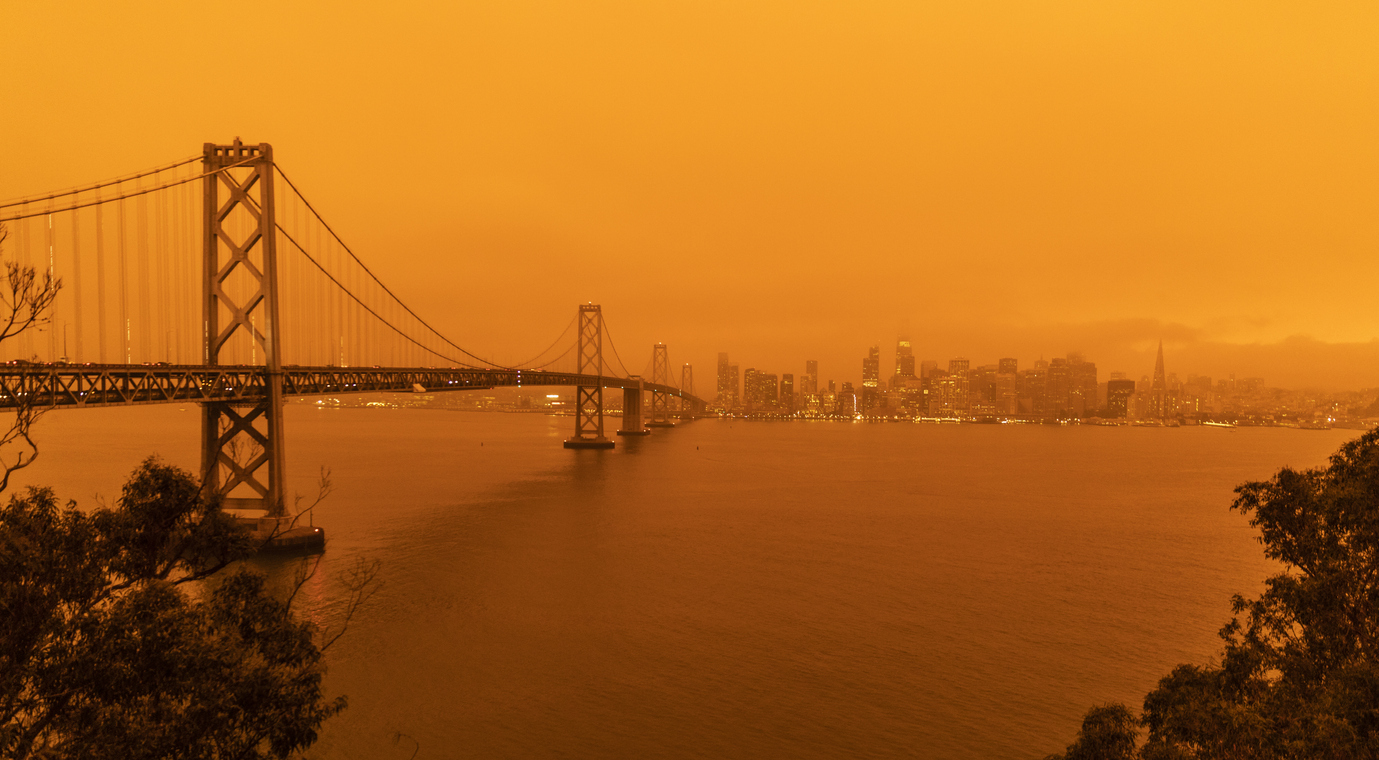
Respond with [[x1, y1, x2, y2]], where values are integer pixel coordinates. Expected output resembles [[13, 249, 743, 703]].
[[4, 1, 1378, 389]]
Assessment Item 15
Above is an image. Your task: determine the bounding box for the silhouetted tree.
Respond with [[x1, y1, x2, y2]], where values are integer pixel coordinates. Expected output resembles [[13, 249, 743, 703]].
[[1046, 428, 1379, 759], [1043, 704, 1139, 760], [0, 458, 373, 759], [0, 222, 62, 492]]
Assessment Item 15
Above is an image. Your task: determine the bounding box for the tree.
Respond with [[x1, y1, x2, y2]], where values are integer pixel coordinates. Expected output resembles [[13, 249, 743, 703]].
[[0, 222, 62, 491], [0, 457, 370, 760], [1046, 428, 1379, 759], [1043, 704, 1140, 760]]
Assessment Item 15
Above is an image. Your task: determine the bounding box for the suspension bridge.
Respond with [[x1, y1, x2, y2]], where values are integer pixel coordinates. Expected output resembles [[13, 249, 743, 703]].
[[0, 140, 705, 516]]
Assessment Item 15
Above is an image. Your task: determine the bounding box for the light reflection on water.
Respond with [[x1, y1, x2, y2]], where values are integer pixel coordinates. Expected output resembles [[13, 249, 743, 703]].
[[9, 405, 1356, 759]]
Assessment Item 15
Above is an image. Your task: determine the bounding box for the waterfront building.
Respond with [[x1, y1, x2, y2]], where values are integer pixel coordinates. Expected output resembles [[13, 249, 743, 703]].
[[716, 352, 731, 409], [1150, 341, 1168, 418], [743, 368, 763, 409], [862, 346, 881, 411], [837, 382, 858, 416], [781, 374, 795, 412], [968, 365, 998, 416], [893, 338, 915, 388], [804, 360, 819, 394], [1069, 353, 1097, 417], [1107, 378, 1136, 417], [1046, 358, 1072, 416]]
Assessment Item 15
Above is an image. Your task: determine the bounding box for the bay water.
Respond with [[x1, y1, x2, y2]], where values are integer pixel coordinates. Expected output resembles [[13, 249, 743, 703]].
[[11, 404, 1355, 758]]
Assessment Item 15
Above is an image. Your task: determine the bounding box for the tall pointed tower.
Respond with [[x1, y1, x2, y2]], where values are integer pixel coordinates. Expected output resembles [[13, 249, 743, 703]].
[[1151, 340, 1168, 418]]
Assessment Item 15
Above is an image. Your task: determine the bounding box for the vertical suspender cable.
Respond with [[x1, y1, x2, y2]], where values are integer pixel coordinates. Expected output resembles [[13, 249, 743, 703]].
[[136, 179, 152, 361], [158, 184, 170, 361], [19, 215, 30, 360], [46, 210, 56, 361], [71, 208, 83, 362], [96, 195, 107, 363], [119, 197, 130, 363]]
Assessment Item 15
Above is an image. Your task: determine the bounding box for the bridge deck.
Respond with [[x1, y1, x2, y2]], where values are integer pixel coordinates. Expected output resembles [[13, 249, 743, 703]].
[[0, 363, 703, 410]]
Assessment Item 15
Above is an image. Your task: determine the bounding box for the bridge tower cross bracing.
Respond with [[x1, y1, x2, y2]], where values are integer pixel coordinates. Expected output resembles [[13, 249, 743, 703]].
[[200, 140, 289, 515], [679, 363, 694, 420], [647, 343, 675, 428], [564, 303, 615, 449]]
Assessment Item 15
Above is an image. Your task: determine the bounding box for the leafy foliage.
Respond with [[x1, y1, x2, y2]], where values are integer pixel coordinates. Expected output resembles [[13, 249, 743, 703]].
[[0, 458, 346, 760], [1047, 428, 1379, 759]]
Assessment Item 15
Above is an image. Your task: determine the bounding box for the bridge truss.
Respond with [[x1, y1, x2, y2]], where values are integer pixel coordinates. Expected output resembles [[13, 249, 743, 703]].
[[0, 140, 707, 515]]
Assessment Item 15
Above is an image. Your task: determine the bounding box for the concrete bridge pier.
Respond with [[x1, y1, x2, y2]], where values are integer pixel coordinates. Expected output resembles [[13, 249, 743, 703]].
[[618, 377, 650, 436]]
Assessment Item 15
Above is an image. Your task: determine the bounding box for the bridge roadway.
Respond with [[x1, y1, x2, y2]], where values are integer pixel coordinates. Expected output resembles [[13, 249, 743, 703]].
[[0, 363, 705, 410]]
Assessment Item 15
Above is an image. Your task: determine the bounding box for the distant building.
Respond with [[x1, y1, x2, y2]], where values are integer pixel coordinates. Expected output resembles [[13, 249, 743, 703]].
[[728, 363, 740, 408], [780, 374, 795, 412], [892, 338, 915, 388], [862, 346, 881, 411], [919, 360, 938, 378], [1069, 353, 1097, 417], [948, 357, 970, 375], [968, 365, 998, 416], [716, 352, 731, 408], [1107, 379, 1136, 418], [1046, 358, 1071, 416], [804, 360, 819, 395], [837, 381, 857, 416], [998, 357, 1018, 375], [1150, 341, 1168, 418], [743, 368, 762, 408]]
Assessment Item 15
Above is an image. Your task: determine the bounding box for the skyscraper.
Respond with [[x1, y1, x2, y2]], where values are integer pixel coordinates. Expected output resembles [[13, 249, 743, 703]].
[[716, 352, 731, 407], [728, 363, 740, 408], [1068, 353, 1097, 417], [743, 368, 762, 408], [893, 338, 915, 388], [998, 357, 1018, 375], [1046, 358, 1071, 415], [1150, 341, 1168, 418], [805, 360, 819, 395], [862, 347, 880, 388], [780, 373, 795, 412], [862, 346, 881, 411], [1107, 378, 1136, 418]]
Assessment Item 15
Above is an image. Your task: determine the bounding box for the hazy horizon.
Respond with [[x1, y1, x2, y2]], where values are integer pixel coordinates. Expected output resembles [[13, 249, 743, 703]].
[[4, 1, 1377, 391]]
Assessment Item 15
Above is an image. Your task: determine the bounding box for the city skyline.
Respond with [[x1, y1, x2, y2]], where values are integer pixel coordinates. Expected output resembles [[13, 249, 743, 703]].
[[710, 338, 1372, 425], [6, 3, 1379, 393]]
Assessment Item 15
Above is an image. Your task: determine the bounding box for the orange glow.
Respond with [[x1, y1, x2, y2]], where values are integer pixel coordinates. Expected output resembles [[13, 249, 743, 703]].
[[4, 1, 1378, 388]]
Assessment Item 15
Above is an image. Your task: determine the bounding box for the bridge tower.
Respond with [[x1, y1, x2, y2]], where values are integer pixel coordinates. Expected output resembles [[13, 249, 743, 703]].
[[564, 304, 615, 449], [679, 363, 694, 420], [200, 140, 289, 515], [647, 343, 675, 428]]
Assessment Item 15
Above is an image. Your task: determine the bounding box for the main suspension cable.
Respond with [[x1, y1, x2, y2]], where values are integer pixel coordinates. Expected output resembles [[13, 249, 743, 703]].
[[272, 162, 504, 369], [0, 154, 201, 209], [275, 222, 487, 369], [0, 156, 258, 222]]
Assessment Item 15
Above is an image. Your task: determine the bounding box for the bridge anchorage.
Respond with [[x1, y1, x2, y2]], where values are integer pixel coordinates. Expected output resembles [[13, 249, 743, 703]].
[[0, 139, 712, 521]]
